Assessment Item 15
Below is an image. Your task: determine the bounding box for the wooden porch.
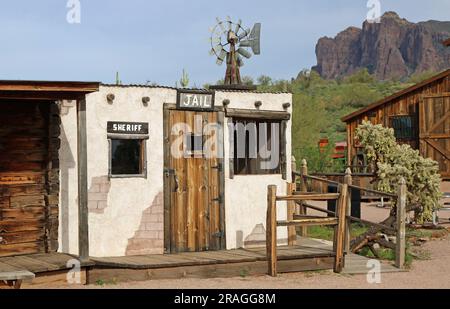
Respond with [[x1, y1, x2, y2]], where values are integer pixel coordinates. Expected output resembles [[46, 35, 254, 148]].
[[0, 238, 335, 287]]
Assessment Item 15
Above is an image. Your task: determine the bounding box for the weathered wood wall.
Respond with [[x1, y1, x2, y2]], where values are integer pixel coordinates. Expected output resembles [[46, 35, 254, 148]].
[[0, 101, 60, 257], [345, 73, 450, 178]]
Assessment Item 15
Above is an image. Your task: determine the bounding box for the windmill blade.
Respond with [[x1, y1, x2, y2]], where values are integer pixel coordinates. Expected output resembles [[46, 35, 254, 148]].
[[216, 17, 226, 32], [238, 40, 252, 48], [238, 28, 250, 40], [226, 16, 232, 31], [209, 37, 221, 44], [237, 55, 244, 67], [210, 44, 223, 56], [216, 50, 227, 65], [237, 48, 252, 59], [235, 19, 242, 33]]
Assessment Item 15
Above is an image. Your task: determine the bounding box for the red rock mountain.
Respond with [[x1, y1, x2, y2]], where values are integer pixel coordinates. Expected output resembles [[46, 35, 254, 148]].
[[312, 12, 450, 80]]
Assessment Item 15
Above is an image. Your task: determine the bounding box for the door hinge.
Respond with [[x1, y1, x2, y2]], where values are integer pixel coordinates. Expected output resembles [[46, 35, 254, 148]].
[[213, 231, 224, 238], [211, 163, 223, 172], [212, 194, 223, 204]]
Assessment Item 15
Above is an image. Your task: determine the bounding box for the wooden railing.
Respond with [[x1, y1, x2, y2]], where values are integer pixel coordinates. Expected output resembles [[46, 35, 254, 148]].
[[289, 159, 407, 270], [266, 183, 349, 277]]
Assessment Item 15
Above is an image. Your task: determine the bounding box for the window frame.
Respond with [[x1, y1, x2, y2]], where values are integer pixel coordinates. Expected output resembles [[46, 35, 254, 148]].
[[231, 118, 283, 176], [390, 115, 418, 141], [108, 134, 148, 179]]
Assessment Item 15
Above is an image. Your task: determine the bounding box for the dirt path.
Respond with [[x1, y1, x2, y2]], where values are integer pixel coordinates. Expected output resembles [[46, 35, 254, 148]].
[[78, 236, 450, 289]]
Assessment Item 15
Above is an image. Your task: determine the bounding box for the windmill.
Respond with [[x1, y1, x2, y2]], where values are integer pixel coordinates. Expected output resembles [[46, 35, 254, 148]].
[[209, 17, 261, 90]]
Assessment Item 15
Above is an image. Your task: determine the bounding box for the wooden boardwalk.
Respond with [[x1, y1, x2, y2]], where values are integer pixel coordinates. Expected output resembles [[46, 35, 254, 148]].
[[0, 237, 402, 286], [0, 253, 94, 274], [89, 242, 336, 282]]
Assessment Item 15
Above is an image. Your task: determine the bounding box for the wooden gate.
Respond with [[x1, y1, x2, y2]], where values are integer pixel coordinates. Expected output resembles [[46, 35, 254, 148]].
[[420, 94, 450, 179], [164, 108, 225, 253]]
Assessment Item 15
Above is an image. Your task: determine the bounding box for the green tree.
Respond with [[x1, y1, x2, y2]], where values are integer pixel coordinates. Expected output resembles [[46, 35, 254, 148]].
[[257, 75, 273, 86]]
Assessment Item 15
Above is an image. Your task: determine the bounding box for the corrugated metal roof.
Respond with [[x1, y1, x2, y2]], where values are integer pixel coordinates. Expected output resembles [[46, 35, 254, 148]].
[[100, 83, 291, 94]]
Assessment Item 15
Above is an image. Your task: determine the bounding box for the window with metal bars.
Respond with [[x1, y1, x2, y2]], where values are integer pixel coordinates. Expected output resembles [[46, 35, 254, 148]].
[[232, 119, 281, 175], [391, 116, 417, 140]]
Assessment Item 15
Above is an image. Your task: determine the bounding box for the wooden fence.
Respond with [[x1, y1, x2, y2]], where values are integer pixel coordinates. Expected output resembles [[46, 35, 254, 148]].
[[266, 159, 407, 276], [266, 183, 349, 277]]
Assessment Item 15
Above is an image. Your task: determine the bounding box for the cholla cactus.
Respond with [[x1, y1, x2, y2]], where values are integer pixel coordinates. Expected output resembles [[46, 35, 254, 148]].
[[356, 121, 442, 223]]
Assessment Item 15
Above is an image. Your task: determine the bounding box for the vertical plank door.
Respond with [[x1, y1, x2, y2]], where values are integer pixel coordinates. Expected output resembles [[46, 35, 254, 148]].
[[167, 110, 223, 253]]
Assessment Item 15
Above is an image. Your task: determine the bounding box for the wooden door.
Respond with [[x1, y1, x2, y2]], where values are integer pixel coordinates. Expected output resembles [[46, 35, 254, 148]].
[[0, 102, 49, 257], [419, 94, 450, 179], [164, 109, 225, 253]]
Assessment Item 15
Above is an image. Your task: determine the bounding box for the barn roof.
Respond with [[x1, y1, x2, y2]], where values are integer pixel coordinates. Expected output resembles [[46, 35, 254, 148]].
[[341, 69, 450, 122]]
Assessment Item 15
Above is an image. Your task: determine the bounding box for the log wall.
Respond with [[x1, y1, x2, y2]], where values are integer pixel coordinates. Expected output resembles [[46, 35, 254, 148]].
[[0, 101, 60, 257]]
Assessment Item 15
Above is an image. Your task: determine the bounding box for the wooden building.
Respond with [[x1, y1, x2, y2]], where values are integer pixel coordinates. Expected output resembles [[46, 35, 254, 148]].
[[1, 82, 293, 259], [0, 81, 99, 259], [342, 69, 450, 179]]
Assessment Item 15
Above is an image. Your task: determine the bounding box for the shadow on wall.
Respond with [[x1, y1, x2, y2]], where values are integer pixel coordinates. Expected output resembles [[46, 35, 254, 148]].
[[59, 121, 75, 253]]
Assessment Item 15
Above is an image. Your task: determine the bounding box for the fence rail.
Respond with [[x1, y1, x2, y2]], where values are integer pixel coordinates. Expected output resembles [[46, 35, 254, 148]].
[[266, 159, 407, 275], [266, 183, 349, 276]]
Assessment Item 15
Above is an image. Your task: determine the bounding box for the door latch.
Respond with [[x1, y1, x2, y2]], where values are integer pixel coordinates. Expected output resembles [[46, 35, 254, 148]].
[[213, 231, 224, 238], [164, 168, 179, 192]]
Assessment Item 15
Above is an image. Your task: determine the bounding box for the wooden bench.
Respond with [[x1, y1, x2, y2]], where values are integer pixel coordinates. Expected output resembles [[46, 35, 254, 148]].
[[0, 271, 35, 289]]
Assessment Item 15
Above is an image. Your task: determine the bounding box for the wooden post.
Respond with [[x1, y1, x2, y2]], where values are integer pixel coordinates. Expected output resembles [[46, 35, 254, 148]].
[[396, 177, 407, 269], [343, 168, 352, 254], [299, 159, 308, 236], [291, 156, 297, 184], [287, 183, 296, 246], [77, 97, 89, 262], [266, 185, 277, 277], [334, 184, 348, 273]]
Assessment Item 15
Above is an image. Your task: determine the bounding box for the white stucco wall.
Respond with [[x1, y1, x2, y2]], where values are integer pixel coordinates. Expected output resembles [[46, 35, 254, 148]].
[[59, 86, 292, 257], [215, 91, 292, 249]]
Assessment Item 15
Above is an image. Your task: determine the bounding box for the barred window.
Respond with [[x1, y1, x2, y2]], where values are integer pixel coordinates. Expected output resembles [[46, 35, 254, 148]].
[[232, 119, 281, 175], [391, 116, 417, 140]]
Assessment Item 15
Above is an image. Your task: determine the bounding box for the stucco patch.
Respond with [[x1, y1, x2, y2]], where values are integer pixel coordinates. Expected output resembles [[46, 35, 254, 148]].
[[88, 176, 111, 214], [126, 192, 164, 256]]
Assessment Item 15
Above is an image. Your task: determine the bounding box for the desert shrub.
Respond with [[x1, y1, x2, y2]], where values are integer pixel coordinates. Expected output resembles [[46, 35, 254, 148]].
[[356, 121, 442, 223]]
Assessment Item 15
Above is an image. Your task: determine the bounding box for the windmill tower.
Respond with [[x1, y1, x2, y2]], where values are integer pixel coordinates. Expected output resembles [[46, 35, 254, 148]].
[[209, 17, 261, 90]]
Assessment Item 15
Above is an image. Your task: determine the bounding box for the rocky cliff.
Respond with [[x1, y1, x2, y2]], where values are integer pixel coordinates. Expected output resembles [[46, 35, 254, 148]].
[[312, 12, 450, 80]]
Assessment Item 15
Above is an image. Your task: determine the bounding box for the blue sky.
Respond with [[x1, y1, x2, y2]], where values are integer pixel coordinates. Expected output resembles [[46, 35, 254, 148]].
[[0, 0, 449, 86]]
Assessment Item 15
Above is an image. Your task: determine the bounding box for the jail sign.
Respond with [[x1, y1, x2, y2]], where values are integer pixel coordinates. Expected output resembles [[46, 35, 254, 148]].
[[107, 122, 149, 135], [177, 90, 215, 111]]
